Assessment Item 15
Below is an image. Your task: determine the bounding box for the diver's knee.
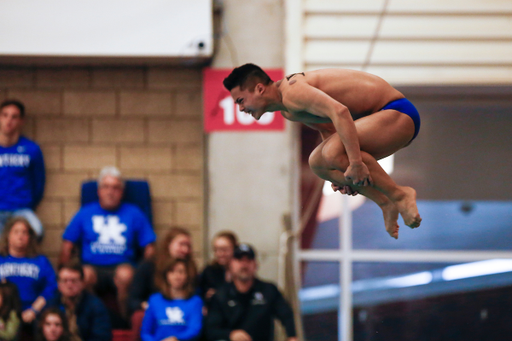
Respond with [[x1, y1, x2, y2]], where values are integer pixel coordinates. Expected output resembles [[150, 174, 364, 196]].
[[321, 143, 348, 171], [308, 147, 324, 170]]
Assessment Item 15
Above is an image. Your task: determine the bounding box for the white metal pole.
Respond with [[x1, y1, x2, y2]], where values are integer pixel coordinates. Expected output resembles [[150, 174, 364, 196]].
[[340, 195, 353, 341], [284, 0, 304, 73], [297, 249, 512, 262], [284, 1, 305, 339]]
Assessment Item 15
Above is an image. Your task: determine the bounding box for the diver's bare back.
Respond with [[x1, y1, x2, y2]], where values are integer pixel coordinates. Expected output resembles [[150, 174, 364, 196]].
[[278, 69, 404, 122]]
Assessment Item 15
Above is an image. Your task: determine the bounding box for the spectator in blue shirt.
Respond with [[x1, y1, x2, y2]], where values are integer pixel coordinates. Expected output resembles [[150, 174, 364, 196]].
[[0, 216, 57, 336], [59, 166, 156, 319], [129, 227, 197, 341], [46, 260, 112, 341], [0, 99, 45, 238], [141, 258, 203, 341]]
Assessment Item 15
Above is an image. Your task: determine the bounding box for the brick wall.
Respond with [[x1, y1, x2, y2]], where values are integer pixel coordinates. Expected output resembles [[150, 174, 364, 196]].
[[0, 66, 205, 266]]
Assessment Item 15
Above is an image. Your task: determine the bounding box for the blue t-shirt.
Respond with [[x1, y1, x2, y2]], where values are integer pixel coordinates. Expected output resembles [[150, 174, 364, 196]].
[[0, 254, 57, 310], [0, 136, 45, 210], [63, 202, 156, 266], [141, 293, 203, 341]]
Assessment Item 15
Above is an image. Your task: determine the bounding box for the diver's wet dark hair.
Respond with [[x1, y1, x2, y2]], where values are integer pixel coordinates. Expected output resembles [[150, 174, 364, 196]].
[[223, 63, 272, 92]]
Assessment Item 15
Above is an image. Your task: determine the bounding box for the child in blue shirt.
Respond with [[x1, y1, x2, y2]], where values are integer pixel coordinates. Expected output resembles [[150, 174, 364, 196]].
[[0, 217, 57, 328], [0, 100, 45, 237], [141, 258, 203, 341]]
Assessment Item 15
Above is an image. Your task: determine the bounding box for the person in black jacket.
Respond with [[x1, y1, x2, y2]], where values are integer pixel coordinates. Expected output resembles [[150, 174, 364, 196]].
[[199, 230, 238, 306], [45, 260, 112, 341], [206, 244, 297, 341]]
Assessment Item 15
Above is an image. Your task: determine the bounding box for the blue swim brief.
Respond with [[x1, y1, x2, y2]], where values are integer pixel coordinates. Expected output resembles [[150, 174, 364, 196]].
[[380, 98, 421, 142]]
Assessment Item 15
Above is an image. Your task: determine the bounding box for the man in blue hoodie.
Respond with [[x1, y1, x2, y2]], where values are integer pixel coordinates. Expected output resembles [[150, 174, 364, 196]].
[[0, 99, 45, 237]]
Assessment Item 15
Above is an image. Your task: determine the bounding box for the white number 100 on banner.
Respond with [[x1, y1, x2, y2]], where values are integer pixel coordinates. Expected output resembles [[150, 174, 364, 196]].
[[219, 96, 275, 125]]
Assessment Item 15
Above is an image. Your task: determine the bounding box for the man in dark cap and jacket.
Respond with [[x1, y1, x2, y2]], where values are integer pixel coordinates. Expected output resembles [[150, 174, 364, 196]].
[[206, 243, 297, 341]]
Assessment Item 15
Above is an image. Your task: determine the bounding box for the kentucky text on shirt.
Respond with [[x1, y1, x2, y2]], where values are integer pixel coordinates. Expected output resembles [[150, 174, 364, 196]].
[[0, 262, 40, 279], [0, 154, 30, 167]]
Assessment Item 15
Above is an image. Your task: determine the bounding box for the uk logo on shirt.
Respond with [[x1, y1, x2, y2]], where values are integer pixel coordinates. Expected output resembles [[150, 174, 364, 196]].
[[90, 216, 127, 255], [164, 307, 185, 325]]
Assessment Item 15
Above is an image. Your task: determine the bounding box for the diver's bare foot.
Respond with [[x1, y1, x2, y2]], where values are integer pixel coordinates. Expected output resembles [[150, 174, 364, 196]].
[[395, 186, 422, 228], [380, 202, 400, 239]]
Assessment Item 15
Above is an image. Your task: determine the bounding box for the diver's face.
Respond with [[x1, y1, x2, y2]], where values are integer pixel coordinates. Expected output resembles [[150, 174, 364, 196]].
[[230, 86, 266, 120]]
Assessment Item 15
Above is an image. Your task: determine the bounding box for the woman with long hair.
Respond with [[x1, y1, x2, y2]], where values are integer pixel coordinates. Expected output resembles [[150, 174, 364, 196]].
[[140, 258, 202, 341], [35, 308, 72, 341], [198, 231, 238, 304], [128, 227, 197, 341], [0, 217, 57, 335]]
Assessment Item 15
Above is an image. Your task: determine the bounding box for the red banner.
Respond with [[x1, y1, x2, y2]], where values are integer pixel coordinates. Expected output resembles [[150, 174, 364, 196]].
[[203, 68, 285, 132]]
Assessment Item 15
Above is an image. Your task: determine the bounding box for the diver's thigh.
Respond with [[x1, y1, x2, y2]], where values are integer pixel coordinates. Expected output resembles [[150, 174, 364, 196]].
[[355, 110, 415, 159]]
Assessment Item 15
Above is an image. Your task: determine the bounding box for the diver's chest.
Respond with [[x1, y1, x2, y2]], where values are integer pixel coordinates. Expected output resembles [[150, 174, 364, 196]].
[[281, 110, 332, 124]]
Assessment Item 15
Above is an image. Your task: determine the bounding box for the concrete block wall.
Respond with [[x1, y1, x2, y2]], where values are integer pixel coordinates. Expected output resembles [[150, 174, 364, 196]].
[[0, 66, 205, 266]]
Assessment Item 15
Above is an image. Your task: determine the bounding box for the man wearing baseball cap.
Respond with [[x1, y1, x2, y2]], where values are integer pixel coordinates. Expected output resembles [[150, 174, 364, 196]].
[[205, 243, 297, 341]]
